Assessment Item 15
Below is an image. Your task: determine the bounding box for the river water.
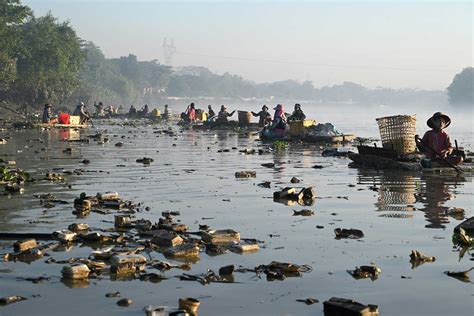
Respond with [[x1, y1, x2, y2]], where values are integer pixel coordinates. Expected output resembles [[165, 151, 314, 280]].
[[0, 103, 472, 316]]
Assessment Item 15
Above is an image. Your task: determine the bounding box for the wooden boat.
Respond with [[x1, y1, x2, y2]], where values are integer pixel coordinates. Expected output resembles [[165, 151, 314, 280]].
[[302, 133, 355, 143], [34, 123, 92, 129], [93, 113, 164, 120], [348, 146, 472, 174], [349, 152, 473, 173], [185, 121, 261, 131]]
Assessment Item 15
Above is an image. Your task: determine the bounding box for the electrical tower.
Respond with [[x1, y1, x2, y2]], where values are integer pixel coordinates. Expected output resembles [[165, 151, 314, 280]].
[[162, 37, 176, 65]]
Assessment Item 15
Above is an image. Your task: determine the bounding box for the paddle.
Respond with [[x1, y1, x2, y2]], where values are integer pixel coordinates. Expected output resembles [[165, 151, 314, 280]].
[[415, 135, 462, 174]]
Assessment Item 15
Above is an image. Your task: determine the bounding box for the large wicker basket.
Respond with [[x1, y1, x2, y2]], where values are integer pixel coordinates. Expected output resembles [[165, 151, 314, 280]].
[[376, 115, 417, 154], [238, 111, 252, 126]]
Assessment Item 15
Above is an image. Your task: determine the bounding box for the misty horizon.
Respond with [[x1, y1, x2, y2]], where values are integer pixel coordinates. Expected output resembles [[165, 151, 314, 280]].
[[23, 0, 473, 90]]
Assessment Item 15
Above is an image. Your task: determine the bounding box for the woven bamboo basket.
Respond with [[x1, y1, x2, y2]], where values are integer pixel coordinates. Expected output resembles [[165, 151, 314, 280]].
[[376, 115, 417, 154], [238, 111, 252, 126]]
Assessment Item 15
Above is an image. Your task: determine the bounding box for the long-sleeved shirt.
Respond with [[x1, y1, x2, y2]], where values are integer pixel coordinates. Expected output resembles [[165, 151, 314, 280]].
[[73, 106, 89, 118], [252, 110, 272, 126], [421, 130, 452, 158], [289, 109, 306, 121], [217, 110, 233, 122], [42, 107, 51, 123]]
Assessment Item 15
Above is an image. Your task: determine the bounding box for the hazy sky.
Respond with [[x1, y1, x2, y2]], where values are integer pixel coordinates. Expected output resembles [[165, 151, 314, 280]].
[[24, 0, 473, 89]]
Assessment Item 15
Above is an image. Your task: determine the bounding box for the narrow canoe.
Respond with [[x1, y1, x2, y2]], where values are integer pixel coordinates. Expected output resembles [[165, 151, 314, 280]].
[[34, 123, 92, 129], [303, 134, 355, 143], [348, 153, 473, 173]]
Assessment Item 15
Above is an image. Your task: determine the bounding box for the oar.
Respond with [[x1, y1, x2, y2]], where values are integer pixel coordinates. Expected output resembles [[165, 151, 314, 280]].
[[415, 136, 462, 173]]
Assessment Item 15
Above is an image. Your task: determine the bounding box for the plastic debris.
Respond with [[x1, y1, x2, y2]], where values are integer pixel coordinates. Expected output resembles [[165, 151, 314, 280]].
[[117, 298, 133, 307], [13, 239, 37, 252], [219, 265, 235, 276], [202, 229, 240, 244], [293, 209, 314, 216], [136, 157, 154, 164], [296, 298, 319, 305], [61, 264, 90, 280], [334, 228, 364, 239], [53, 230, 77, 243], [235, 170, 257, 178], [0, 295, 28, 306], [164, 243, 200, 258], [68, 223, 90, 232], [152, 230, 184, 247], [453, 217, 474, 245], [348, 265, 381, 280], [105, 291, 121, 298], [323, 297, 379, 316], [444, 268, 473, 283], [178, 297, 200, 315], [409, 250, 436, 269], [273, 187, 316, 206]]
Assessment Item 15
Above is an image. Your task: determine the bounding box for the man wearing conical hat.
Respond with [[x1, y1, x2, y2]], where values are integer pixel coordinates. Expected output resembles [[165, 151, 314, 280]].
[[416, 112, 463, 167]]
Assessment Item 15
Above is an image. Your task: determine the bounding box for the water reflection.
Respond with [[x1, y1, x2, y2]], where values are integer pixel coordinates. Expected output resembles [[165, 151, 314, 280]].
[[416, 174, 467, 229], [61, 278, 90, 289], [357, 169, 469, 228]]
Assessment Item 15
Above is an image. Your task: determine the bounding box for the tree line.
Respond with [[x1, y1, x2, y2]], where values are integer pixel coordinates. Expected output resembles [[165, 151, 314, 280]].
[[1, 0, 471, 113]]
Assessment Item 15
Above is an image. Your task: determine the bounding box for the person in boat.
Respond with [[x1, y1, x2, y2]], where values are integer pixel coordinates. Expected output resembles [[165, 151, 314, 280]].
[[217, 105, 235, 123], [416, 112, 463, 167], [186, 103, 197, 123], [208, 105, 216, 119], [180, 103, 196, 124], [42, 103, 58, 124], [117, 105, 123, 114], [95, 102, 105, 117], [251, 105, 272, 127], [271, 104, 287, 136], [141, 104, 149, 117], [288, 103, 306, 121], [129, 105, 137, 116], [262, 104, 287, 139], [73, 102, 90, 124], [107, 104, 115, 116], [162, 104, 171, 120]]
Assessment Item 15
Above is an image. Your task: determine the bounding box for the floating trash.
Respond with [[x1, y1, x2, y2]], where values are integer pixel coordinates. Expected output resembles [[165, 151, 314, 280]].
[[334, 228, 364, 239], [235, 170, 257, 178], [348, 265, 381, 280], [61, 264, 90, 280], [323, 297, 379, 316]]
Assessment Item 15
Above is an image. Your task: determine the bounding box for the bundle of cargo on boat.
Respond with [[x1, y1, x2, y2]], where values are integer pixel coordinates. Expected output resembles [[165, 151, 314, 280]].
[[34, 115, 92, 129], [300, 122, 354, 143]]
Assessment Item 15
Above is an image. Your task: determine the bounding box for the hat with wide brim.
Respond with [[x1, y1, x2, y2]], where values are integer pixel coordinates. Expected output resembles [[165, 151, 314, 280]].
[[427, 112, 451, 129], [273, 104, 282, 110], [262, 105, 268, 110]]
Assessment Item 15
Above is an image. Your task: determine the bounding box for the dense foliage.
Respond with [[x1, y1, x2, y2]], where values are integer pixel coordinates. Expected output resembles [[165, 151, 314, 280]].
[[0, 0, 30, 91], [0, 0, 469, 112], [447, 67, 473, 105], [1, 0, 83, 111]]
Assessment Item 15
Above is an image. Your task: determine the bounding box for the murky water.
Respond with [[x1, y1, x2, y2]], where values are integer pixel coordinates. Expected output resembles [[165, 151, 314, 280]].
[[0, 108, 472, 316]]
